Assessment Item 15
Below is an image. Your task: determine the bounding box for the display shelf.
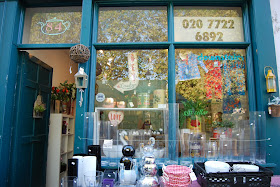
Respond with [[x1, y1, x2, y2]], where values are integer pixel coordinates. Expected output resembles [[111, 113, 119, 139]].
[[46, 114, 75, 187], [95, 107, 168, 112]]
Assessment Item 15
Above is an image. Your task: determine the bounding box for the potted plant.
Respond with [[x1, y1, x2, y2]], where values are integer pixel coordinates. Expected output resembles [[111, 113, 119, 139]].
[[51, 81, 76, 114], [211, 120, 235, 139], [268, 96, 280, 117], [51, 86, 62, 113], [179, 98, 209, 132], [33, 104, 46, 118], [59, 81, 76, 114]]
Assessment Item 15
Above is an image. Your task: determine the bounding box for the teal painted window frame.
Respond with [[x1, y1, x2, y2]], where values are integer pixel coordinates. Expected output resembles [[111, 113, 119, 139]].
[[16, 0, 257, 159], [87, 0, 256, 162]]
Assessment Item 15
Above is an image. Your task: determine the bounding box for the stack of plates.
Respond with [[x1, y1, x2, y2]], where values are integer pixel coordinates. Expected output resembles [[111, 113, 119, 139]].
[[161, 165, 191, 187]]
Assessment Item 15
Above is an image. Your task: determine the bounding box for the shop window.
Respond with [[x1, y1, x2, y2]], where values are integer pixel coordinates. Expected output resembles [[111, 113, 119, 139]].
[[22, 7, 82, 44], [98, 7, 168, 43], [88, 4, 265, 166], [94, 49, 168, 162], [174, 7, 244, 42]]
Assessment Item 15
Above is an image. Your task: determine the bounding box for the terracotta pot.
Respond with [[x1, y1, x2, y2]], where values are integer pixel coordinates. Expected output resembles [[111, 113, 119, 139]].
[[55, 100, 60, 113], [269, 105, 280, 117]]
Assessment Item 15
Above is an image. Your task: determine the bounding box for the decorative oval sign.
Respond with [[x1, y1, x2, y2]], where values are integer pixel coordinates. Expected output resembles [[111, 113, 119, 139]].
[[37, 17, 71, 36], [96, 93, 105, 102], [108, 111, 124, 126]]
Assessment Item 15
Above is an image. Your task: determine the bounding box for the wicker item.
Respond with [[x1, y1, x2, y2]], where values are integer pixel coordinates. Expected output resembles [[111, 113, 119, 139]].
[[69, 44, 90, 63], [161, 165, 192, 187], [270, 105, 280, 117]]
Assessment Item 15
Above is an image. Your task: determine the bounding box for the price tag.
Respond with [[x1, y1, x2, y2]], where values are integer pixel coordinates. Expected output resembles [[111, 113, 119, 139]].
[[103, 139, 113, 149], [158, 104, 167, 108], [189, 171, 197, 181]]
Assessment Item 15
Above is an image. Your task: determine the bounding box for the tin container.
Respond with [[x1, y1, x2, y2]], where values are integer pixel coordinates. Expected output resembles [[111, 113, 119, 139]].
[[137, 93, 150, 108]]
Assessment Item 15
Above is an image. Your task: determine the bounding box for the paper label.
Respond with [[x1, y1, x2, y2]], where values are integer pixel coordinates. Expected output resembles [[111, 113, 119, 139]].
[[190, 171, 197, 181], [158, 104, 167, 108], [103, 139, 113, 149]]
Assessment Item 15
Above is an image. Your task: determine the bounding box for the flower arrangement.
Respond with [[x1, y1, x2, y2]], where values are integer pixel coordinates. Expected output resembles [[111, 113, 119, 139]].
[[51, 81, 76, 102]]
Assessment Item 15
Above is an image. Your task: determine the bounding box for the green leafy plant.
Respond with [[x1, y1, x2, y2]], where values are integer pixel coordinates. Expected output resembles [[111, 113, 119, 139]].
[[179, 98, 209, 128], [211, 120, 235, 128], [51, 81, 76, 102], [34, 104, 46, 113]]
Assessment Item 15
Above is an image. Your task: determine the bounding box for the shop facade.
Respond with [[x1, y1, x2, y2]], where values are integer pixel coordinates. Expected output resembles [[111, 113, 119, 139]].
[[0, 0, 280, 186]]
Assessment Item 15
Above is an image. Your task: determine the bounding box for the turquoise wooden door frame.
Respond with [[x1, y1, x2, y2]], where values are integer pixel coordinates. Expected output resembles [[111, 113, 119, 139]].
[[0, 1, 279, 186], [0, 1, 24, 185]]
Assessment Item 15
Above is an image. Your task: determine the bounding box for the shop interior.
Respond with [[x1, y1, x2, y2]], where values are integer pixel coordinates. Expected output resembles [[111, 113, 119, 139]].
[[24, 49, 78, 184]]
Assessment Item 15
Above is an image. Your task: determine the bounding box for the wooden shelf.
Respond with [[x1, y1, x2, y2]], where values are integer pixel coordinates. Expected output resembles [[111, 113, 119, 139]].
[[46, 114, 75, 187]]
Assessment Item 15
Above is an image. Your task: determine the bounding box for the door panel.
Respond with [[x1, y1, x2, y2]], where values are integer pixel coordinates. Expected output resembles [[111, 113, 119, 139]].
[[11, 52, 52, 187]]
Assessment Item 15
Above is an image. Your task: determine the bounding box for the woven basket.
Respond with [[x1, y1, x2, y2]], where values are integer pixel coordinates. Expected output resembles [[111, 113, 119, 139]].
[[270, 105, 280, 117], [69, 44, 90, 63]]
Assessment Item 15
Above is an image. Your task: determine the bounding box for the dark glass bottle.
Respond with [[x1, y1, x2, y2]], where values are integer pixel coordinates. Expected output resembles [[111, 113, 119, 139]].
[[120, 145, 135, 170]]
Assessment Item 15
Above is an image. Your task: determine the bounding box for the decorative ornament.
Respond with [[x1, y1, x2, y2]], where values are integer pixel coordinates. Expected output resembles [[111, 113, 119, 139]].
[[108, 111, 124, 126], [264, 66, 276, 93], [33, 94, 46, 118], [69, 44, 90, 63], [79, 89, 84, 107], [74, 67, 88, 89], [96, 62, 102, 76]]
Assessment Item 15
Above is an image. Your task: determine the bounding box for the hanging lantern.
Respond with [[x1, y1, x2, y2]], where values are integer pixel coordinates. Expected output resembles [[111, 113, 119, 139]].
[[75, 67, 88, 89], [265, 67, 276, 93], [69, 44, 90, 63], [33, 94, 46, 118]]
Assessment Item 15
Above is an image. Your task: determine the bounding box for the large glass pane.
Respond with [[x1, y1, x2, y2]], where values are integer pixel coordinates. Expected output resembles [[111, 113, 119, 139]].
[[175, 49, 250, 161], [94, 49, 168, 162], [95, 49, 168, 109], [22, 7, 82, 44], [174, 7, 244, 42], [98, 7, 168, 43]]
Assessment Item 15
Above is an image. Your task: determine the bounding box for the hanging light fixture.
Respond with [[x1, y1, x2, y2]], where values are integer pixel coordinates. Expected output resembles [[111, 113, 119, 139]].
[[264, 66, 276, 93]]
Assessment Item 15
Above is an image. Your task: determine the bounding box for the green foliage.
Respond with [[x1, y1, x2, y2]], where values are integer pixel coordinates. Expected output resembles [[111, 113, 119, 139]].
[[51, 80, 76, 102], [212, 120, 235, 128], [179, 98, 209, 127], [34, 104, 46, 113], [98, 8, 167, 43]]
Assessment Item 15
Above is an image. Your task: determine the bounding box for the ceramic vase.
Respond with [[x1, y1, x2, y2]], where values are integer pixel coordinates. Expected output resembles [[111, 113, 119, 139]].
[[55, 100, 60, 113], [62, 101, 67, 114]]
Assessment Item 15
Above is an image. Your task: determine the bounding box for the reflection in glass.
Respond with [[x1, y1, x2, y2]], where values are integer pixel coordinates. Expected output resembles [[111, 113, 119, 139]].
[[95, 49, 168, 110], [174, 7, 244, 42], [98, 7, 168, 43], [22, 7, 82, 44]]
